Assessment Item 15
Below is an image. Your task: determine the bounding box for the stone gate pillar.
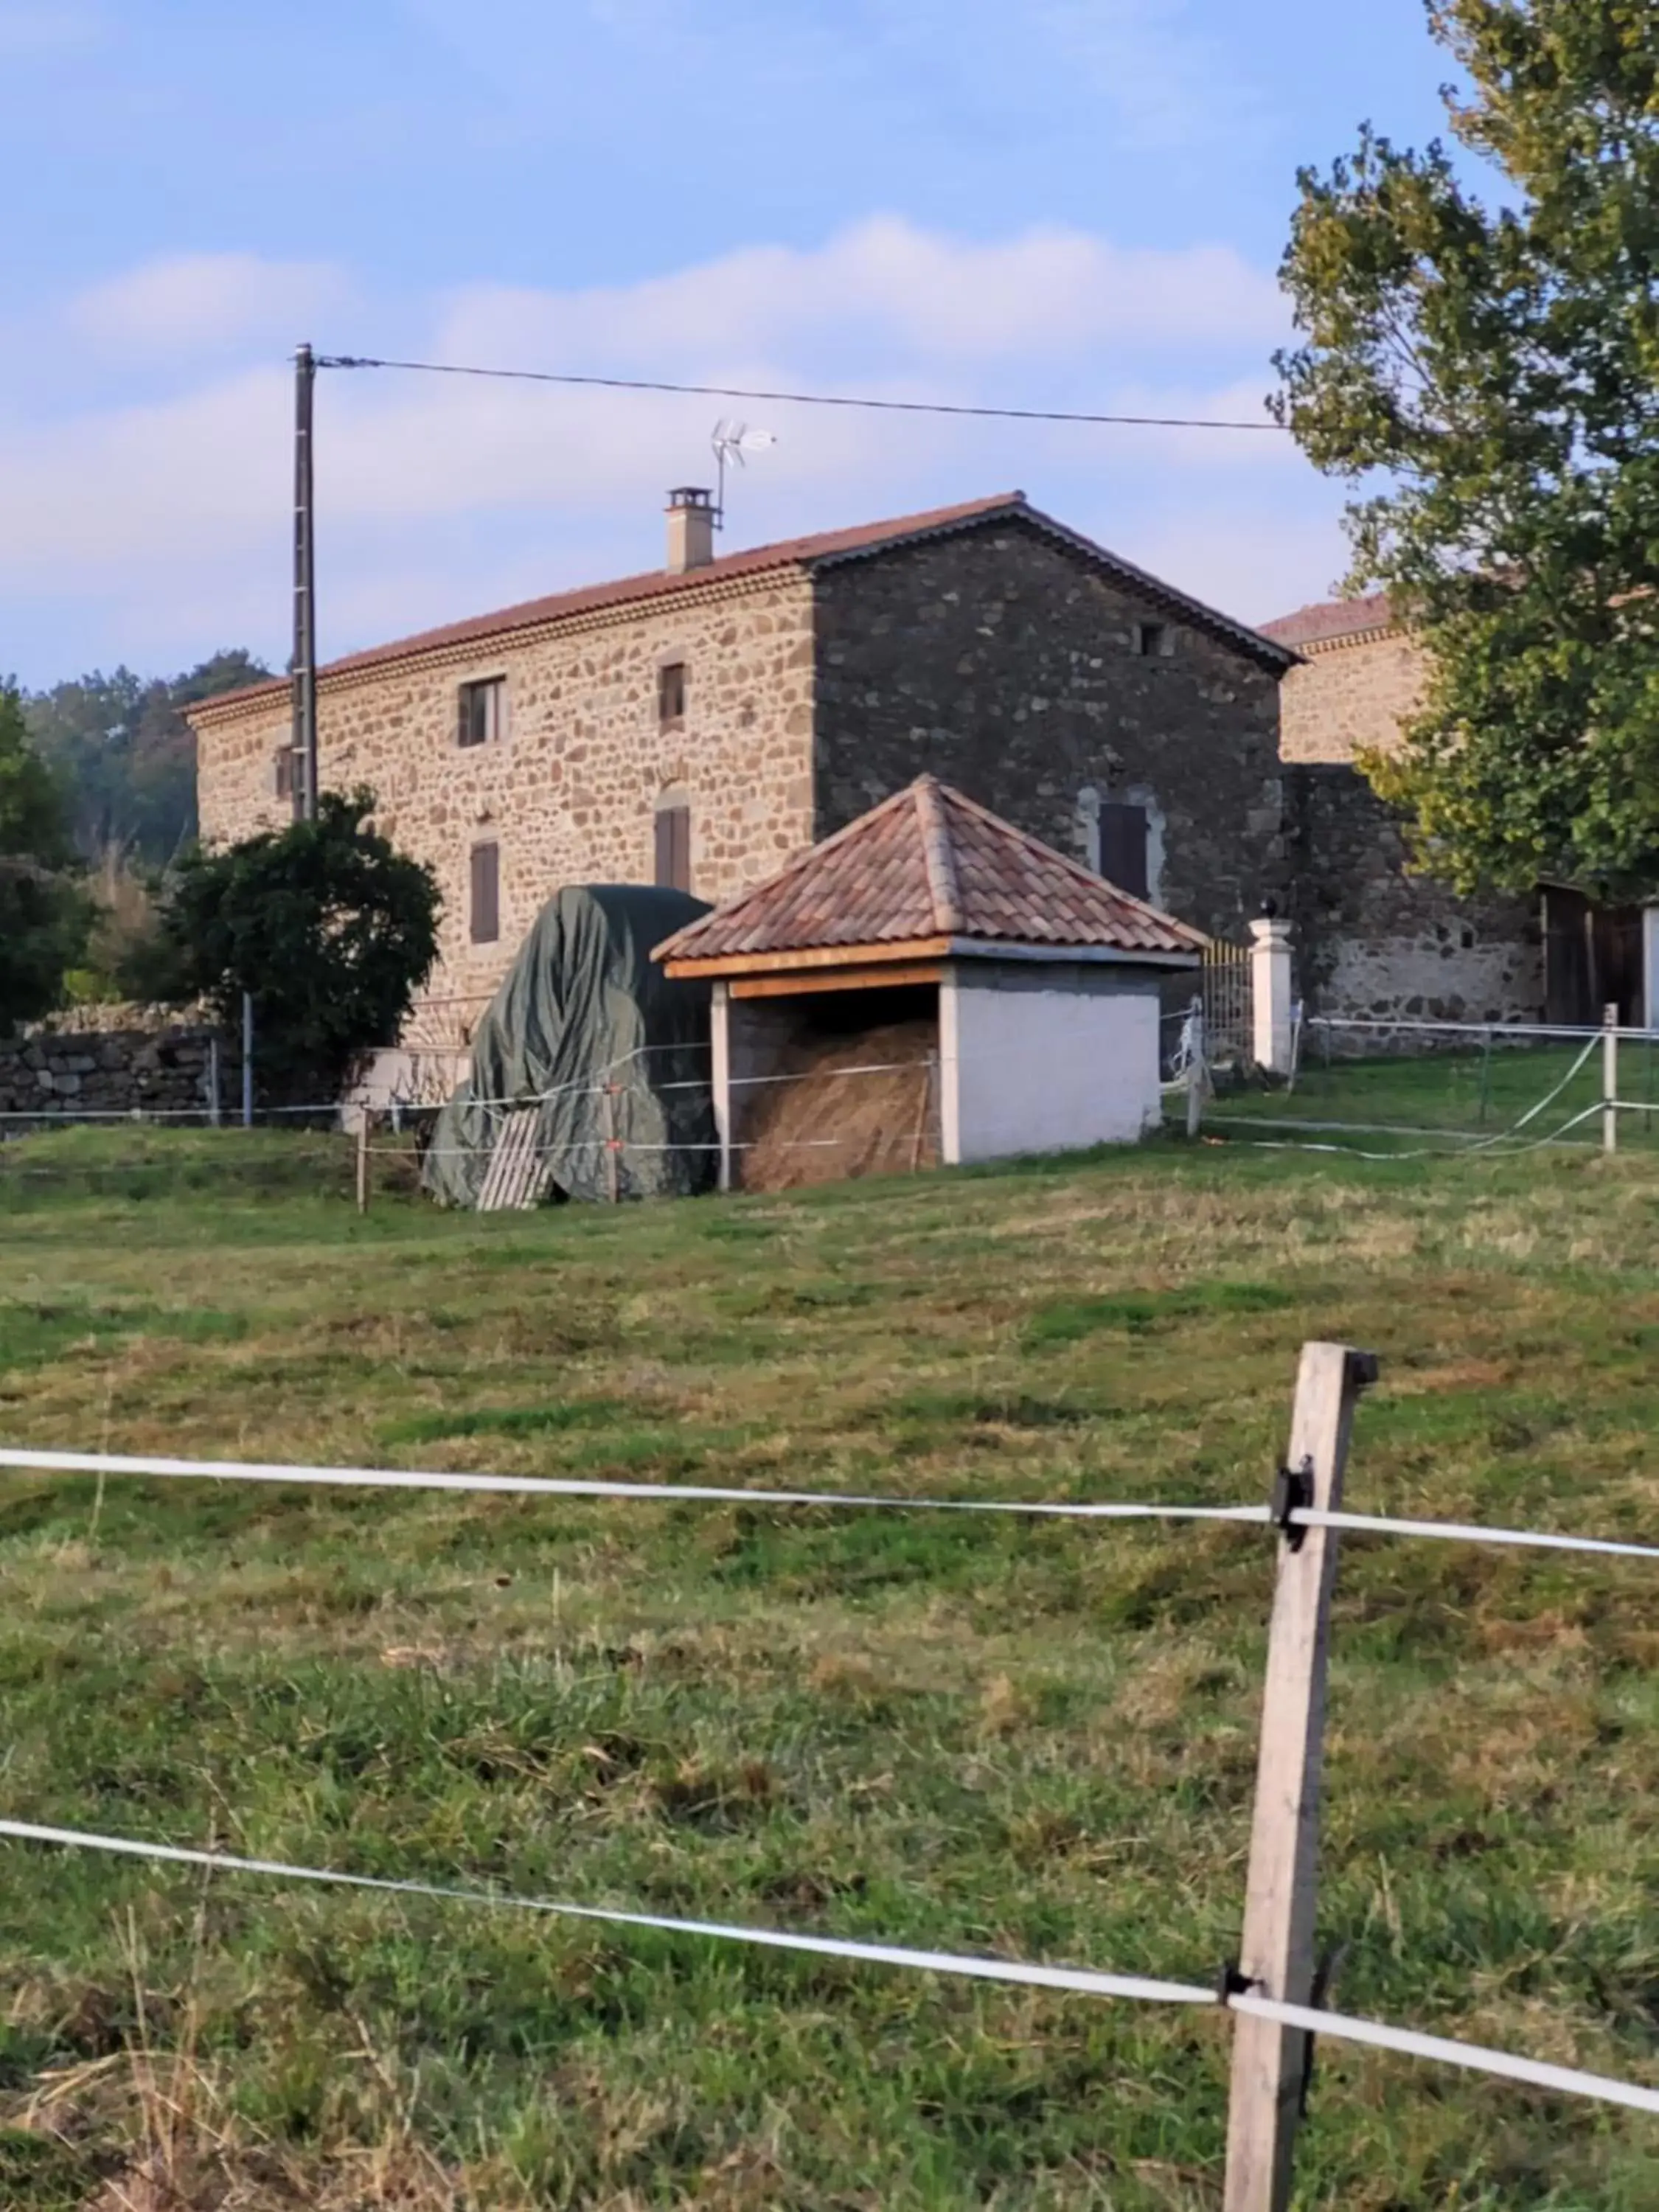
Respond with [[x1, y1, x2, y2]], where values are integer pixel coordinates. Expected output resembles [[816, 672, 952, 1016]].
[[1250, 915, 1295, 1074]]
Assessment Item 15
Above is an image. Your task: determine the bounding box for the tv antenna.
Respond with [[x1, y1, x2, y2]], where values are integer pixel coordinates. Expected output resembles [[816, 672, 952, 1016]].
[[711, 419, 776, 530]]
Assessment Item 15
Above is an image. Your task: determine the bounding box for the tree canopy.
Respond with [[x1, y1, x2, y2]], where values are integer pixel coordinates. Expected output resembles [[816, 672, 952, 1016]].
[[0, 685, 90, 1035], [156, 790, 441, 1102], [1276, 0, 1659, 899], [22, 649, 269, 866]]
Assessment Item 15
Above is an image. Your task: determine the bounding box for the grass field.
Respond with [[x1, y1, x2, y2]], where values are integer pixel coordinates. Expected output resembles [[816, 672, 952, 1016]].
[[1, 1128, 1657, 2208]]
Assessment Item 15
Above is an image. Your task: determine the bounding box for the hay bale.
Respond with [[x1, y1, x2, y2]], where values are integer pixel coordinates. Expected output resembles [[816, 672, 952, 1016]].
[[740, 1019, 939, 1192]]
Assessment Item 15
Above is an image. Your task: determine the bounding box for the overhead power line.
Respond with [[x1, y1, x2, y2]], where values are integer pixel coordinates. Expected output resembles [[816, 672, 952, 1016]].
[[316, 352, 1286, 434]]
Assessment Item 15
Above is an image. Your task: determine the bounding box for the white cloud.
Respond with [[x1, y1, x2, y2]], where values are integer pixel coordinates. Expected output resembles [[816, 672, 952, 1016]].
[[440, 217, 1286, 369], [69, 254, 349, 361], [1, 219, 1339, 682]]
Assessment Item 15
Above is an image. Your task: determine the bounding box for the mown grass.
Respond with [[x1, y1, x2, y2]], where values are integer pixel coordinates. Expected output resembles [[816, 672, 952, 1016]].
[[0, 1126, 1656, 2207]]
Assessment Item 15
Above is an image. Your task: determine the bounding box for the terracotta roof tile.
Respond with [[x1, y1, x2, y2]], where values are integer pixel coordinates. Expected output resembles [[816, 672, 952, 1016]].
[[191, 492, 1294, 720], [1258, 588, 1399, 648], [654, 778, 1206, 966]]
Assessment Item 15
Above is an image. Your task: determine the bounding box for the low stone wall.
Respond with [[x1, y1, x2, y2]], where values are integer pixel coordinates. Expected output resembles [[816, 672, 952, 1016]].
[[0, 1023, 223, 1125], [1286, 764, 1543, 1026]]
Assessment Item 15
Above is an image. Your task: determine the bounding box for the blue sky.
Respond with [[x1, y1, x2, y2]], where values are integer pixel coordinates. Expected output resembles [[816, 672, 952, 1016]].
[[1, 0, 1463, 687]]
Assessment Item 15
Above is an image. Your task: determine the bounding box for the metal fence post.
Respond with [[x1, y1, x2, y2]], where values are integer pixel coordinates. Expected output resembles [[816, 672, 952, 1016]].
[[207, 1034, 221, 1129], [241, 993, 254, 1130], [356, 1111, 371, 1215], [1604, 1004, 1619, 1155], [1223, 1341, 1377, 2212]]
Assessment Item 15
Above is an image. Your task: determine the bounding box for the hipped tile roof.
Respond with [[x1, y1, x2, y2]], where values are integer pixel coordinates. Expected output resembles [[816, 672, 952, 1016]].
[[190, 492, 1293, 721], [654, 777, 1206, 967]]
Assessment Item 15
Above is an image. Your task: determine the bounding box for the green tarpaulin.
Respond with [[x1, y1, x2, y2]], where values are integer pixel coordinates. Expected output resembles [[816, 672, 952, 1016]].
[[421, 884, 716, 1208]]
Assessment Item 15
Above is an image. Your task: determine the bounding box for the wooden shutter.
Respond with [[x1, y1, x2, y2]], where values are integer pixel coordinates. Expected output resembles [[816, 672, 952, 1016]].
[[470, 841, 500, 943], [655, 805, 691, 892], [658, 662, 686, 726], [1099, 802, 1149, 900]]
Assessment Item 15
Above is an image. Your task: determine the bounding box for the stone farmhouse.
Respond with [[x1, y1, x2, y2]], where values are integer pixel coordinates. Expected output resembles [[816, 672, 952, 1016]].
[[192, 490, 1298, 1042], [190, 489, 1551, 1050]]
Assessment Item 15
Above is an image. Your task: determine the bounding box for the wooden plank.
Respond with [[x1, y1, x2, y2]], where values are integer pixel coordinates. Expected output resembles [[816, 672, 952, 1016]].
[[663, 936, 953, 981], [476, 1107, 550, 1212], [729, 962, 945, 1001], [1222, 1340, 1377, 2212]]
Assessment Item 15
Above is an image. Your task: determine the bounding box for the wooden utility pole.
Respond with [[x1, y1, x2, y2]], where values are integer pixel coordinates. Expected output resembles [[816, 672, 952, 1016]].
[[1222, 1340, 1377, 2212], [291, 342, 319, 822]]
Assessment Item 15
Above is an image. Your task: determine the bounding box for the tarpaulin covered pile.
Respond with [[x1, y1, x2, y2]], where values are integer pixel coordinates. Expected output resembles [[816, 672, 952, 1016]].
[[422, 884, 715, 1208]]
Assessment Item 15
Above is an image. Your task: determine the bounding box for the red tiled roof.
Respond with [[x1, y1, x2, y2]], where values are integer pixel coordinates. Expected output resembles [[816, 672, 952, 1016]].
[[654, 776, 1206, 967], [1258, 588, 1399, 648], [191, 492, 1295, 720]]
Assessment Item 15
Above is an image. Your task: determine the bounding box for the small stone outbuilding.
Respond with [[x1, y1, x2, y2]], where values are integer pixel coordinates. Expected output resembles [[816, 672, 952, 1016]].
[[653, 776, 1204, 1188]]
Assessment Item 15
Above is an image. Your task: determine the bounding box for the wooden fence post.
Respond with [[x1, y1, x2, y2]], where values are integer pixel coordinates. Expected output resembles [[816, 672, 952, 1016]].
[[1222, 1340, 1377, 2212], [604, 1083, 620, 1205], [1604, 1004, 1620, 1156], [1186, 999, 1207, 1141]]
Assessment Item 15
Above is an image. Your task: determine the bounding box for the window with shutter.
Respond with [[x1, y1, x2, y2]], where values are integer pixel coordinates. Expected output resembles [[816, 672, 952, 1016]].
[[457, 678, 506, 748], [273, 745, 294, 801], [1099, 801, 1149, 900], [654, 804, 692, 893], [658, 661, 686, 727], [469, 841, 500, 943]]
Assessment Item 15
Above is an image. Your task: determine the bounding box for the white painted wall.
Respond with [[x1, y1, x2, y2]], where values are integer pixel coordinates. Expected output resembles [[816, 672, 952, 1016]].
[[939, 963, 1162, 1164], [342, 1046, 472, 1128]]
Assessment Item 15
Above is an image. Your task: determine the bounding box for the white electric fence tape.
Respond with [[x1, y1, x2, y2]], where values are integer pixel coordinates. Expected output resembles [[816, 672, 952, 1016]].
[[2, 1449, 1651, 1566], [1, 1819, 1655, 2117], [1298, 1506, 1659, 1565], [0, 1818, 1211, 2008], [0, 1447, 1272, 1525], [1229, 1992, 1659, 2118]]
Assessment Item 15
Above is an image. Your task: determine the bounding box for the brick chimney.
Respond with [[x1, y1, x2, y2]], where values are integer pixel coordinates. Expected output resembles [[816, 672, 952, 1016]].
[[666, 487, 716, 574]]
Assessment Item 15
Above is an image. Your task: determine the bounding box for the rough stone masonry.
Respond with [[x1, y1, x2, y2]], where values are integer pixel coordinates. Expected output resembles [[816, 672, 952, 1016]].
[[0, 1012, 221, 1128]]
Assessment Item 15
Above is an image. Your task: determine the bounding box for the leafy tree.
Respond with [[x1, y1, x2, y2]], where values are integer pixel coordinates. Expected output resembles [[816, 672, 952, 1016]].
[[156, 790, 441, 1102], [22, 649, 270, 864], [1275, 1, 1659, 898], [0, 685, 91, 1035]]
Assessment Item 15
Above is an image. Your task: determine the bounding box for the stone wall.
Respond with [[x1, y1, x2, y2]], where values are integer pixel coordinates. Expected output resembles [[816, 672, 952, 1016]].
[[0, 1023, 223, 1125], [810, 521, 1288, 945], [1286, 765, 1543, 1024], [193, 576, 820, 1037], [1278, 627, 1425, 764]]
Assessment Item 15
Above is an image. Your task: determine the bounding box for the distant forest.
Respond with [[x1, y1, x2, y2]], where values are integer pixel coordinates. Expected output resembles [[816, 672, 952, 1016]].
[[21, 650, 271, 865]]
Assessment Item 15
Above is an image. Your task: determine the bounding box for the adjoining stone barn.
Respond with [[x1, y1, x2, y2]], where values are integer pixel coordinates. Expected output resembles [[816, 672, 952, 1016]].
[[1261, 591, 1554, 1029], [653, 776, 1204, 1189]]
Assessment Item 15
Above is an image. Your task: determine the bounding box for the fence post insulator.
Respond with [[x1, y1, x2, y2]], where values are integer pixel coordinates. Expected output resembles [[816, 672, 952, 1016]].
[[1270, 1460, 1312, 1551]]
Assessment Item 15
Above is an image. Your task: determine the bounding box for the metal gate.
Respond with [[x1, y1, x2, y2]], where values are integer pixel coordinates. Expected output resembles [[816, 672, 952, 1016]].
[[1200, 938, 1252, 1065]]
